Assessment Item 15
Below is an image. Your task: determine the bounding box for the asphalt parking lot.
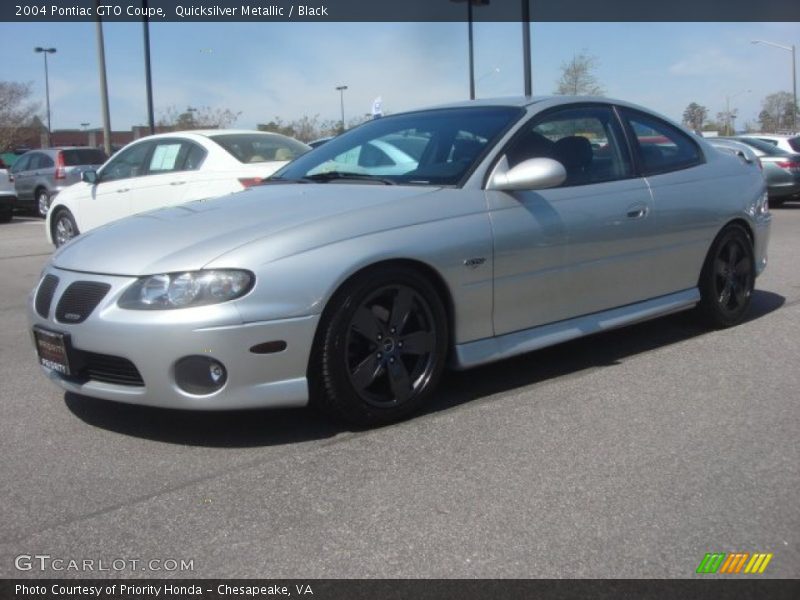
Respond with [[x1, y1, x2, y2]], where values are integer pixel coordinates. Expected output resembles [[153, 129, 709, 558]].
[[0, 207, 798, 579]]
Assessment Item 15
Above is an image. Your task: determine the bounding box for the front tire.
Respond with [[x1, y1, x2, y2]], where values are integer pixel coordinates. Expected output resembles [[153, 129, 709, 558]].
[[696, 223, 755, 328], [310, 266, 448, 427], [52, 209, 80, 247]]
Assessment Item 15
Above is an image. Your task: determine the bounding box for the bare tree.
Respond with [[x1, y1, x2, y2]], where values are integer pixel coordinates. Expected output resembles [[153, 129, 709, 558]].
[[157, 105, 241, 130], [682, 102, 708, 132], [554, 51, 605, 96], [0, 81, 41, 151], [258, 114, 340, 142]]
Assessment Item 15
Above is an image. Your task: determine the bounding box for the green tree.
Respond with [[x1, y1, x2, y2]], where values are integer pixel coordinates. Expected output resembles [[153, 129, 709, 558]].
[[682, 102, 708, 131], [554, 51, 605, 96], [758, 91, 796, 132]]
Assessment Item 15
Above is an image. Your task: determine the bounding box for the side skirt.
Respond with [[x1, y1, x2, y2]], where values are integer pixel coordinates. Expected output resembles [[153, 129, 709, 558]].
[[453, 288, 701, 370]]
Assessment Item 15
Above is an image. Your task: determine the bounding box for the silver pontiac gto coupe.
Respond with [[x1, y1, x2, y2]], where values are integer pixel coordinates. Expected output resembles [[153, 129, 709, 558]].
[[28, 97, 771, 426]]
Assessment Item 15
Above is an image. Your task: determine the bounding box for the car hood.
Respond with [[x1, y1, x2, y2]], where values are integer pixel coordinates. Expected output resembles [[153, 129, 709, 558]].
[[51, 184, 442, 276]]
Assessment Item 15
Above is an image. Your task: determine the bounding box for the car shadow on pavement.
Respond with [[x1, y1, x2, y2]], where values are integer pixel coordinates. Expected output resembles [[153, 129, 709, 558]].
[[65, 289, 785, 446]]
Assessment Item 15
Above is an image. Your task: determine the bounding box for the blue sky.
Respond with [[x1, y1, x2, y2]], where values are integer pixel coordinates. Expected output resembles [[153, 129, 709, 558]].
[[1, 21, 797, 131]]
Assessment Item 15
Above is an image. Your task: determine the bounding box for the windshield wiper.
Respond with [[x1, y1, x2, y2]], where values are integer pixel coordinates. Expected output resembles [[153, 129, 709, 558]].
[[303, 171, 396, 185]]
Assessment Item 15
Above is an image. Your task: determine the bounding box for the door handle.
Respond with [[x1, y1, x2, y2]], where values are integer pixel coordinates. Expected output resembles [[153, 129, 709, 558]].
[[116, 188, 130, 193], [170, 181, 186, 186], [626, 206, 648, 219]]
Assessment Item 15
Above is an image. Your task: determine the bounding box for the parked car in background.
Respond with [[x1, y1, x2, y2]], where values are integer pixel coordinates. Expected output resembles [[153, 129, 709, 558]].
[[29, 97, 770, 426], [11, 147, 107, 218], [738, 133, 800, 154], [726, 136, 800, 206], [307, 136, 334, 148], [0, 158, 17, 223], [706, 137, 762, 167], [46, 130, 311, 247]]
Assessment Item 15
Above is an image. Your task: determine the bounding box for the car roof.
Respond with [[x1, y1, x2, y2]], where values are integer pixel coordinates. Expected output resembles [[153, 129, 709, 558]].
[[146, 129, 287, 139], [406, 96, 683, 122]]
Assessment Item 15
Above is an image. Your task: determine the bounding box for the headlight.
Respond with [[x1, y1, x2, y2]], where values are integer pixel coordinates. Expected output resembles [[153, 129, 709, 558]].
[[119, 270, 254, 309]]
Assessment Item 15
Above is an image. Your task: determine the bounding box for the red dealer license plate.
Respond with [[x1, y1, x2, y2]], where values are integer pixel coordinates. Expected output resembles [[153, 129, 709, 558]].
[[33, 327, 71, 376]]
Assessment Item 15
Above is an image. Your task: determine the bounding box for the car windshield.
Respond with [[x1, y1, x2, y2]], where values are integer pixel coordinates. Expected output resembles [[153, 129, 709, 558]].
[[210, 133, 311, 164], [273, 106, 523, 186]]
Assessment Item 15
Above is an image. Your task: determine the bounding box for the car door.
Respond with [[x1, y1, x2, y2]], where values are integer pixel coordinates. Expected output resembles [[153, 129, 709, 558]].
[[79, 140, 154, 232], [618, 108, 717, 295], [125, 139, 202, 215], [487, 104, 659, 336]]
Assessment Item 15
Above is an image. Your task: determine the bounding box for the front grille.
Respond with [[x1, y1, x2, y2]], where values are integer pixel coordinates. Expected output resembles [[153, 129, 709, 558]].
[[35, 274, 59, 318], [78, 351, 145, 387], [55, 282, 111, 324]]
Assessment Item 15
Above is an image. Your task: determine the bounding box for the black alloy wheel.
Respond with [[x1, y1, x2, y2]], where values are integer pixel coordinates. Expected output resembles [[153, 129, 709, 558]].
[[311, 266, 448, 426], [697, 224, 755, 328]]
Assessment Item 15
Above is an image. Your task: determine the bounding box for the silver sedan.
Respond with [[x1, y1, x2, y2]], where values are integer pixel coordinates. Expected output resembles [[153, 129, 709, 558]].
[[28, 97, 771, 426]]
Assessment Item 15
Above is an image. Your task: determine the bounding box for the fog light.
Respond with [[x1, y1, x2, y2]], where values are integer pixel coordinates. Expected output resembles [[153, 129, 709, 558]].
[[174, 356, 228, 395]]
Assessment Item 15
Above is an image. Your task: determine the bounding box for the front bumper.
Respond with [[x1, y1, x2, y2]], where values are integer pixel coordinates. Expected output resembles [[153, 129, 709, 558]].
[[27, 267, 318, 410]]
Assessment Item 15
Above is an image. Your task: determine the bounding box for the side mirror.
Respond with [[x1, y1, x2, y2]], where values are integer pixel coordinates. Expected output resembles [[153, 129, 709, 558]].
[[488, 157, 566, 192], [82, 170, 98, 184]]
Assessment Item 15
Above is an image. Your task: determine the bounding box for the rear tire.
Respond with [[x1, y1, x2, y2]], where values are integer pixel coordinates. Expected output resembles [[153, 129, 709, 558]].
[[309, 266, 448, 427], [36, 188, 50, 218], [0, 207, 12, 223], [696, 223, 755, 329], [52, 209, 80, 247]]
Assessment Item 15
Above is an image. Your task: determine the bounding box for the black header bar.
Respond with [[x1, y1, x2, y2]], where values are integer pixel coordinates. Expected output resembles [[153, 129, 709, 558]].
[[2, 0, 799, 22]]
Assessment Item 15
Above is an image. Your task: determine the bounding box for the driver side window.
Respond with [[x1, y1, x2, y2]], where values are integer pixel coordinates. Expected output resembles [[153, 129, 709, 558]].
[[505, 106, 633, 187], [100, 142, 153, 183]]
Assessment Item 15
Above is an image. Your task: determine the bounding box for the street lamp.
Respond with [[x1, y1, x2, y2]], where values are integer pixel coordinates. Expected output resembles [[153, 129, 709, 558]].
[[34, 46, 57, 143], [335, 85, 348, 133], [450, 0, 490, 100], [725, 89, 751, 135], [752, 39, 797, 132], [186, 106, 198, 128]]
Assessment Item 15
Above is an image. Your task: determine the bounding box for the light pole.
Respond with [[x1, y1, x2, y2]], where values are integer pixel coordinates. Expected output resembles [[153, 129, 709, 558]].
[[34, 46, 56, 144], [752, 39, 797, 132], [521, 0, 531, 96], [725, 89, 750, 135], [142, 0, 155, 134], [450, 0, 490, 100], [336, 85, 348, 133]]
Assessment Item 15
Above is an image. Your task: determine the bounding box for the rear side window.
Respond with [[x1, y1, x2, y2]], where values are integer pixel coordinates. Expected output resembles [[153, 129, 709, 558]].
[[61, 149, 106, 166], [147, 141, 207, 173], [622, 109, 703, 175], [33, 154, 54, 169]]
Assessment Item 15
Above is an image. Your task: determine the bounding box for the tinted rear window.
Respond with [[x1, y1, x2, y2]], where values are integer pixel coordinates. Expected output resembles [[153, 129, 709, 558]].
[[61, 149, 107, 166], [789, 137, 800, 152]]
